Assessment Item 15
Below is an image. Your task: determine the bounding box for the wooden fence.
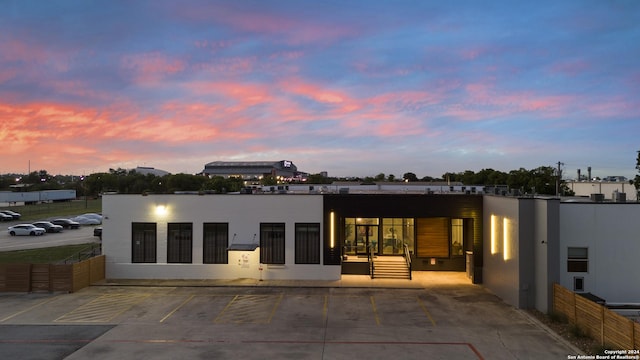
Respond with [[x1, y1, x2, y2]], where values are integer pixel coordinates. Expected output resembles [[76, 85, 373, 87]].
[[554, 283, 640, 350], [0, 255, 105, 293]]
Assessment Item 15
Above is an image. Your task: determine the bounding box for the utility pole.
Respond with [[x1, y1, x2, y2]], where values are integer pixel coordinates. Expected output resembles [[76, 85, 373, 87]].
[[556, 161, 564, 196]]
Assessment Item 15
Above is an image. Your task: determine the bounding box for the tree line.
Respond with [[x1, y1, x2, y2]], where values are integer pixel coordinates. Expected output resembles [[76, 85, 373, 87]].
[[0, 165, 581, 197]]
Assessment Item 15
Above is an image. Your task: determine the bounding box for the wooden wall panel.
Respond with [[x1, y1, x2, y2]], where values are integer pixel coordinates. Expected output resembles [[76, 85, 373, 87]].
[[31, 264, 51, 292], [50, 265, 73, 292], [575, 295, 603, 340], [416, 218, 449, 258], [604, 309, 634, 350], [553, 283, 576, 323], [89, 255, 106, 284]]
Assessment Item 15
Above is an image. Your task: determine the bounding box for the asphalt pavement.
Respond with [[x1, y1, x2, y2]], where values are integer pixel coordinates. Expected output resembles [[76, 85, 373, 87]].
[[0, 272, 584, 360]]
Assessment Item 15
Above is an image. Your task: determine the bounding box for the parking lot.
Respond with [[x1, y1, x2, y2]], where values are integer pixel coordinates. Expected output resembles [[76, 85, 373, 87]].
[[0, 219, 99, 251], [0, 278, 580, 359]]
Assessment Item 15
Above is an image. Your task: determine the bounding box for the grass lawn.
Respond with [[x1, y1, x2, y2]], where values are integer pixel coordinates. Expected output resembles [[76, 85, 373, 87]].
[[1, 198, 102, 222], [0, 243, 101, 264]]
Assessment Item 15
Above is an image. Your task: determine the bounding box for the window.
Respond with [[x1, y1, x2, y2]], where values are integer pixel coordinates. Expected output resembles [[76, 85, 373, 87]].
[[451, 218, 464, 256], [573, 277, 584, 292], [132, 222, 157, 263], [260, 223, 285, 264], [167, 223, 192, 263], [381, 218, 414, 255], [203, 223, 228, 264], [567, 247, 588, 272], [295, 223, 320, 264]]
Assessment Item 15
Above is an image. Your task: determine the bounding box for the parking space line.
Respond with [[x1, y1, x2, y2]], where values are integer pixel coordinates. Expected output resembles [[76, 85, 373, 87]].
[[214, 294, 283, 324], [55, 293, 150, 323], [0, 295, 62, 323], [323, 295, 328, 324], [160, 295, 194, 323], [416, 297, 436, 326], [213, 295, 239, 323], [370, 296, 381, 326], [266, 294, 283, 324]]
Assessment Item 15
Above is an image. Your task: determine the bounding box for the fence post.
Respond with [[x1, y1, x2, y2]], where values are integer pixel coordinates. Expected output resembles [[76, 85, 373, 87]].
[[601, 303, 605, 347]]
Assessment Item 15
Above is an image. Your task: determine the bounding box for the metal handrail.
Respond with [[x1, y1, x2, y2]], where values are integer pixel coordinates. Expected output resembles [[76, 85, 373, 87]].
[[368, 244, 375, 279], [403, 243, 412, 280], [61, 243, 102, 264]]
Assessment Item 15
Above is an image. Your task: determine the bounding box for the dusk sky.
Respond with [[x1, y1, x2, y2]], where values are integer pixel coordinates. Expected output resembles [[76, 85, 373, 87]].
[[1, 1, 639, 179]]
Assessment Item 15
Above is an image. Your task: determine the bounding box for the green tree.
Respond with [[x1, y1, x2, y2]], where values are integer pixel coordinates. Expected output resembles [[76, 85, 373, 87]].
[[261, 175, 278, 186], [307, 173, 333, 184], [403, 172, 418, 182]]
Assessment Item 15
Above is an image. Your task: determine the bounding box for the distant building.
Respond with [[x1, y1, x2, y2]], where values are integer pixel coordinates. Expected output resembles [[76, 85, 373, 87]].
[[201, 160, 306, 181], [565, 180, 637, 201], [133, 167, 170, 176]]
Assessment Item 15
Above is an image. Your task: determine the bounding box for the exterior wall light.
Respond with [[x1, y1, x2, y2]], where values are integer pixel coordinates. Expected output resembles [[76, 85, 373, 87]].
[[491, 215, 498, 255], [155, 205, 168, 217], [503, 218, 511, 261], [330, 211, 335, 248]]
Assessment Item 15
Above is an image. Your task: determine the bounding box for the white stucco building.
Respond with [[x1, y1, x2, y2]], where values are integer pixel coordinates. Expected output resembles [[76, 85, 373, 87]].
[[101, 186, 640, 314]]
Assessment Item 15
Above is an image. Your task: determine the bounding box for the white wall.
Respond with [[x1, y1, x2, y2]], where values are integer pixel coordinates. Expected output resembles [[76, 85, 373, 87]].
[[559, 203, 640, 303], [102, 194, 341, 281], [566, 181, 638, 201]]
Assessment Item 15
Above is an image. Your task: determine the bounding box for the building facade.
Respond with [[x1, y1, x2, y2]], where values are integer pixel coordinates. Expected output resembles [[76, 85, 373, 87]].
[[201, 160, 303, 181], [102, 192, 484, 283], [102, 187, 640, 314]]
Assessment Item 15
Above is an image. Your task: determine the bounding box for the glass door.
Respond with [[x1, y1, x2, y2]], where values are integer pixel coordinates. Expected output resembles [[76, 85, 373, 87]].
[[355, 224, 378, 256]]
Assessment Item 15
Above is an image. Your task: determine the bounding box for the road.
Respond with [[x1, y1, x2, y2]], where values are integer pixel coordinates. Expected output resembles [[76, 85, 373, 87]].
[[0, 219, 100, 251]]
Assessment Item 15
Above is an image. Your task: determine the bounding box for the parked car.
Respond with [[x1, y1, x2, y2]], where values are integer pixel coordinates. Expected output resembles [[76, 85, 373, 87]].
[[51, 218, 81, 229], [81, 213, 103, 222], [94, 226, 102, 239], [0, 213, 13, 221], [71, 215, 101, 225], [32, 221, 64, 233], [0, 210, 21, 220], [8, 224, 46, 236]]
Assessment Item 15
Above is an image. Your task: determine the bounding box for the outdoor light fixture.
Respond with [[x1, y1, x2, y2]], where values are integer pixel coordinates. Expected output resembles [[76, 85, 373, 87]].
[[491, 215, 498, 255], [503, 218, 511, 261], [155, 205, 168, 216], [330, 211, 335, 248]]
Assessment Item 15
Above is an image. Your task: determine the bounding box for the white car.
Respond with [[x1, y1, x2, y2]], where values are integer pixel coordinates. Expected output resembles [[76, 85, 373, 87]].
[[81, 213, 103, 222], [71, 216, 101, 225], [8, 224, 46, 236]]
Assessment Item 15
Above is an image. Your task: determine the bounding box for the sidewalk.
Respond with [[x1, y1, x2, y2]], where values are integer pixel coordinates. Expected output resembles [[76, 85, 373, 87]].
[[96, 271, 471, 289]]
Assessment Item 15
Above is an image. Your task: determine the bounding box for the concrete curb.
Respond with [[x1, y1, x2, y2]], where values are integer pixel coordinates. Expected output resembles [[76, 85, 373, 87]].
[[518, 309, 585, 356]]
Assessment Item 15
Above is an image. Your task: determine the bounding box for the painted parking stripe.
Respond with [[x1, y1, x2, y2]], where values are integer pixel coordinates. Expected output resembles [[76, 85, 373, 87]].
[[0, 295, 62, 323], [416, 296, 437, 326], [214, 294, 283, 324], [55, 293, 150, 323]]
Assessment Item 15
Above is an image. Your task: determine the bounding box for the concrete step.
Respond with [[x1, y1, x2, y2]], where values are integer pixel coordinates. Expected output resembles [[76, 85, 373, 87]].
[[372, 257, 411, 279]]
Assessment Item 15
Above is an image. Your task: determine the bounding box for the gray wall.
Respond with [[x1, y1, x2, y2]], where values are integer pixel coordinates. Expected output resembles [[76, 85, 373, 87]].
[[483, 196, 559, 311], [483, 196, 522, 308], [532, 199, 559, 313], [559, 203, 640, 303]]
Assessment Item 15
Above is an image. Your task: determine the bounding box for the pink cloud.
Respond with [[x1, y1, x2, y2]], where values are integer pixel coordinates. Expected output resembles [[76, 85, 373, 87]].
[[0, 39, 48, 63], [121, 52, 186, 84], [172, 4, 355, 45]]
